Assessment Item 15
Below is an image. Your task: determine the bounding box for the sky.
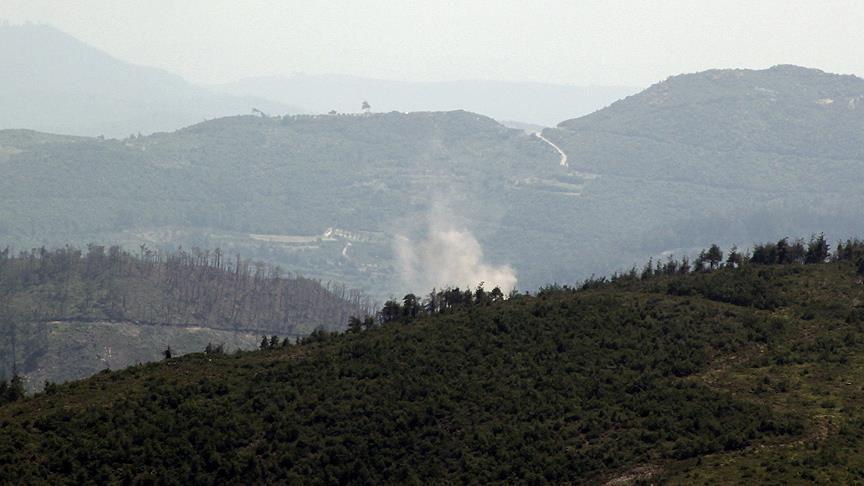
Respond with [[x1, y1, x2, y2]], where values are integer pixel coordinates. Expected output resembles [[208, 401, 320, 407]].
[[2, 0, 863, 87]]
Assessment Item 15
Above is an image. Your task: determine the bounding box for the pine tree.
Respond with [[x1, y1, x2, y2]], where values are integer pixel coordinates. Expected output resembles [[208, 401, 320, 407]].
[[347, 316, 364, 333], [380, 301, 402, 323], [706, 245, 724, 270], [806, 233, 830, 264], [726, 246, 742, 268], [679, 256, 691, 274], [788, 238, 806, 264], [1, 375, 25, 404], [402, 294, 420, 318], [776, 238, 790, 264], [641, 258, 654, 279]]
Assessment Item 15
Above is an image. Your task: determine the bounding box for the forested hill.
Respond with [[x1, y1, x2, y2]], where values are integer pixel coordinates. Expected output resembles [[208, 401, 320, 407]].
[[0, 110, 566, 295], [4, 66, 864, 301], [542, 65, 864, 255], [2, 239, 864, 484], [558, 65, 864, 159], [0, 245, 374, 390]]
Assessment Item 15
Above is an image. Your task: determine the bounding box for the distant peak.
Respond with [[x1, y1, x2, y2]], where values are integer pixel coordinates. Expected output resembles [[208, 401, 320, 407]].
[[767, 64, 824, 74]]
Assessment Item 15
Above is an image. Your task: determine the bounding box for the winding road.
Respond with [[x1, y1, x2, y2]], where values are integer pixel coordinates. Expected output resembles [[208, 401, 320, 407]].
[[534, 132, 569, 167]]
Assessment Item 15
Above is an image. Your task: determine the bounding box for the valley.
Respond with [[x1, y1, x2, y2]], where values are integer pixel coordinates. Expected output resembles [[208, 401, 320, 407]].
[[6, 64, 864, 303]]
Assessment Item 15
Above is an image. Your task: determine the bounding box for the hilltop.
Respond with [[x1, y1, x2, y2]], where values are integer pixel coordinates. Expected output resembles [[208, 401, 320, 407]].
[[559, 65, 864, 159], [0, 24, 294, 137], [2, 240, 864, 483], [214, 74, 638, 127], [543, 65, 864, 253]]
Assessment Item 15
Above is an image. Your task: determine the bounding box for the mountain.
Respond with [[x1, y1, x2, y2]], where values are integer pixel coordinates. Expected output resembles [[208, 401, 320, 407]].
[[214, 74, 639, 126], [0, 24, 295, 137], [3, 250, 864, 483], [558, 65, 864, 159], [0, 111, 579, 296], [542, 64, 864, 253], [0, 245, 374, 391], [2, 66, 864, 299]]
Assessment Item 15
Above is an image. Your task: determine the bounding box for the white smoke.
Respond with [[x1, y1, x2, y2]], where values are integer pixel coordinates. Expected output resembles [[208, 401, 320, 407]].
[[394, 212, 517, 294]]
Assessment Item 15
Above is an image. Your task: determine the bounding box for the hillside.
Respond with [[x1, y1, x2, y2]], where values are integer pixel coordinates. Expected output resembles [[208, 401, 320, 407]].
[[3, 66, 864, 299], [0, 111, 578, 295], [214, 74, 639, 127], [0, 246, 373, 391], [543, 65, 864, 251], [558, 65, 864, 159], [2, 242, 864, 483], [0, 24, 294, 137]]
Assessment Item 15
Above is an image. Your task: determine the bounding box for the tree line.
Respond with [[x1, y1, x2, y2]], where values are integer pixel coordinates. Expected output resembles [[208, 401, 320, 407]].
[[353, 234, 864, 333], [0, 244, 376, 381], [576, 234, 864, 289]]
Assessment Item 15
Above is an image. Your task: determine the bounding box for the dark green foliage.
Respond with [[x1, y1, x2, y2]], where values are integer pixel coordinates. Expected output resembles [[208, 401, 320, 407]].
[[0, 375, 24, 406], [546, 65, 864, 265], [42, 380, 58, 395], [806, 233, 830, 264], [835, 238, 864, 264], [667, 267, 785, 310], [379, 300, 401, 323], [750, 237, 819, 266], [751, 241, 779, 265], [0, 264, 824, 484], [203, 342, 225, 355], [726, 245, 743, 268], [6, 240, 864, 482], [346, 316, 364, 334], [706, 244, 724, 269], [694, 246, 724, 272]]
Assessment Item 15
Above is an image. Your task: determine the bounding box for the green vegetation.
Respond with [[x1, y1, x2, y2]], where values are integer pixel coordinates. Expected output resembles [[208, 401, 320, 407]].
[[545, 65, 864, 256], [0, 110, 567, 295], [5, 66, 864, 299], [3, 238, 864, 483]]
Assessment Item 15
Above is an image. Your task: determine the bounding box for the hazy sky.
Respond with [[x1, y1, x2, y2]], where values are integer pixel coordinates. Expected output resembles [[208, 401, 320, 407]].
[[3, 0, 863, 86]]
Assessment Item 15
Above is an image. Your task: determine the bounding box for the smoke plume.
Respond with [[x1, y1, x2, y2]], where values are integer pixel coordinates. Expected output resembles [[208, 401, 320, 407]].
[[394, 212, 517, 294]]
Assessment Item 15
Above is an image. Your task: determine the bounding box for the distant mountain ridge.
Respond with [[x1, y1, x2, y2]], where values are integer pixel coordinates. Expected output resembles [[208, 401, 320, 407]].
[[0, 24, 638, 136], [214, 74, 639, 126], [558, 65, 864, 159], [0, 24, 296, 137]]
